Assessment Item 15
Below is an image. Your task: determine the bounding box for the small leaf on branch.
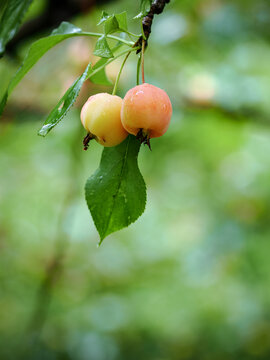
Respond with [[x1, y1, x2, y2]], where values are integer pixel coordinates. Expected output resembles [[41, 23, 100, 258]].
[[38, 62, 91, 136], [0, 0, 33, 56], [98, 11, 128, 34], [97, 11, 110, 25], [115, 12, 128, 32], [134, 0, 152, 18], [90, 42, 123, 85], [51, 22, 82, 36], [94, 35, 113, 58], [104, 16, 119, 35], [140, 0, 152, 14], [85, 135, 146, 243]]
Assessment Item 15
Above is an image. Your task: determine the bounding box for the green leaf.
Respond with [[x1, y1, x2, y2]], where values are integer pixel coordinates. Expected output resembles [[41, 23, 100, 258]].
[[0, 0, 33, 56], [104, 16, 119, 35], [115, 12, 128, 32], [90, 43, 123, 85], [0, 0, 8, 13], [0, 21, 83, 116], [94, 35, 113, 58], [0, 92, 8, 116], [141, 0, 152, 14], [98, 11, 128, 35], [51, 21, 82, 36], [90, 58, 112, 86], [38, 62, 91, 136], [85, 135, 146, 243], [97, 11, 110, 25], [134, 0, 151, 18], [38, 46, 133, 136]]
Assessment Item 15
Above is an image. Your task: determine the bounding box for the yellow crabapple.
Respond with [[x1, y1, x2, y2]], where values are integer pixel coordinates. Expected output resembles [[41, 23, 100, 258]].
[[81, 93, 128, 147]]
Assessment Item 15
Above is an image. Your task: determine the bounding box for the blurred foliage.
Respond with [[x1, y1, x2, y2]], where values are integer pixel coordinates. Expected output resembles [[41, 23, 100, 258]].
[[1, 0, 270, 359]]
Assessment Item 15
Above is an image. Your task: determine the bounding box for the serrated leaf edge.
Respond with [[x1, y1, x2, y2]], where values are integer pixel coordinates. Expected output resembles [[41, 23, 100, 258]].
[[85, 137, 146, 243]]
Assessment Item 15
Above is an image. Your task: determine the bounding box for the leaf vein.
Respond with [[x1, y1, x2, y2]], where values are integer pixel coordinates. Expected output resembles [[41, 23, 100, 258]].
[[103, 136, 131, 238]]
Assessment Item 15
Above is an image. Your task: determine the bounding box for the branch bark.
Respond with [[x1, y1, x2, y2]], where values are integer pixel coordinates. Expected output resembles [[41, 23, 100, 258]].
[[135, 0, 170, 52]]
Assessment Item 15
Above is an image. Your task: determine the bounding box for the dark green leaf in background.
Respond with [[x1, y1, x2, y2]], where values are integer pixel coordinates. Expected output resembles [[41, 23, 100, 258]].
[[38, 62, 91, 136], [94, 35, 113, 58], [0, 0, 8, 13], [0, 0, 33, 56], [0, 22, 84, 115], [85, 136, 146, 243]]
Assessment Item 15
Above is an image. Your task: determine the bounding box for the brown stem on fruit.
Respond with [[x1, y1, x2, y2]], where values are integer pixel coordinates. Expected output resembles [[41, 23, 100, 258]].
[[141, 39, 146, 83], [135, 0, 170, 53], [136, 129, 152, 151], [146, 136, 152, 151], [83, 133, 94, 150]]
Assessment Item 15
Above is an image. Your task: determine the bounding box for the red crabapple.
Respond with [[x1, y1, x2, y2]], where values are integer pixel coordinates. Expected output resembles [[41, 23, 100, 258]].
[[121, 83, 172, 146]]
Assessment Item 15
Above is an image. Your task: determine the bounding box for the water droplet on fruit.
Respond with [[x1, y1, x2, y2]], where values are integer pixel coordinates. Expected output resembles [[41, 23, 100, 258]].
[[135, 90, 144, 96]]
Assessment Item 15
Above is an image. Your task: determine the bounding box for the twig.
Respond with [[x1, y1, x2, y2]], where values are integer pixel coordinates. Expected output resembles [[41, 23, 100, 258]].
[[135, 0, 170, 52]]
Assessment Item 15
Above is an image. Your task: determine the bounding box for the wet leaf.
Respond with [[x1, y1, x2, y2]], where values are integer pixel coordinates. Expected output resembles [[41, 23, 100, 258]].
[[0, 22, 84, 115], [94, 35, 113, 58], [85, 136, 146, 243], [38, 62, 91, 136], [0, 0, 33, 56]]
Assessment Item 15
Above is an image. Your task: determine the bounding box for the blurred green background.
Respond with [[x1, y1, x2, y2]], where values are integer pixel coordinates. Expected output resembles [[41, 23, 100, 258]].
[[1, 0, 270, 359]]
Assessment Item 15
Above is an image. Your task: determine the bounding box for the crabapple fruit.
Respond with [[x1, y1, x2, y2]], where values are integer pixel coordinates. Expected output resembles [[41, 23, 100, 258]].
[[121, 83, 172, 142], [81, 93, 128, 147]]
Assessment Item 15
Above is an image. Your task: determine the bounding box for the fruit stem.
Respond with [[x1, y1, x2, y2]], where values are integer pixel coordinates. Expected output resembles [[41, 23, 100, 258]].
[[141, 39, 146, 83], [112, 51, 131, 95], [83, 133, 94, 150], [87, 47, 139, 82], [136, 128, 152, 150], [126, 30, 141, 38], [136, 53, 142, 85], [140, 22, 147, 41]]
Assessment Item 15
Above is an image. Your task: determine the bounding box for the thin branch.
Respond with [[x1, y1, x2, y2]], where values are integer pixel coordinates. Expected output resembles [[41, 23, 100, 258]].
[[135, 0, 170, 52], [112, 51, 132, 95]]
